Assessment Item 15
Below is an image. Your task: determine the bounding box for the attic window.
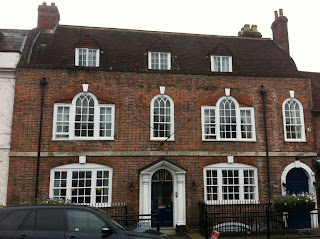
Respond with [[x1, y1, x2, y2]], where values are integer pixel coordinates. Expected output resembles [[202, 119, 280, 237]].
[[148, 52, 171, 70], [75, 48, 100, 67], [211, 56, 232, 72]]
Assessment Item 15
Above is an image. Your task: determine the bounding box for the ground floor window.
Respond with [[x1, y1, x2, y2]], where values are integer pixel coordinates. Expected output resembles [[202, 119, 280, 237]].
[[49, 163, 112, 205], [204, 163, 258, 203]]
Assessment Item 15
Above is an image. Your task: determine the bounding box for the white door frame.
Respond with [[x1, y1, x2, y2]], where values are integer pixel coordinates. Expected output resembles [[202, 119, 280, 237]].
[[139, 159, 187, 228], [281, 160, 318, 228]]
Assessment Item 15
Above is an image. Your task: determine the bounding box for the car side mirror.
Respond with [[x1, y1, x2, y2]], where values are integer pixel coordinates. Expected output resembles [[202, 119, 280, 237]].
[[102, 225, 113, 238]]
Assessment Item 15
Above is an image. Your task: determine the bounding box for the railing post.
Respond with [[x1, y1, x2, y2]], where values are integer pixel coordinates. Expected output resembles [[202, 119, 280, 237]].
[[204, 206, 208, 239], [157, 209, 160, 232], [266, 204, 271, 239], [125, 204, 128, 228]]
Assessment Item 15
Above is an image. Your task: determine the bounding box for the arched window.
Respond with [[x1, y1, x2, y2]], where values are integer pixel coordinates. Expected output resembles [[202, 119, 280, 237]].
[[204, 163, 259, 203], [201, 96, 255, 141], [49, 163, 113, 205], [282, 98, 305, 141], [150, 94, 174, 141], [53, 92, 115, 140]]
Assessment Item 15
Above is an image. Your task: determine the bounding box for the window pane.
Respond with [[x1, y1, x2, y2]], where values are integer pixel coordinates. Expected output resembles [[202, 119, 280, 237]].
[[67, 210, 105, 233], [284, 99, 303, 140], [36, 210, 65, 231]]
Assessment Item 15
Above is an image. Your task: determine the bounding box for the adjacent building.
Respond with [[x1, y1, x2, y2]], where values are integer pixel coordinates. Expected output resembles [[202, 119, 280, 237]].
[[0, 29, 28, 205], [6, 2, 320, 230]]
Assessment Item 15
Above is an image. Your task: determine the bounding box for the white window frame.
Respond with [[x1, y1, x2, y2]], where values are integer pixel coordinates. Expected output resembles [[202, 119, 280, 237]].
[[49, 163, 113, 206], [52, 92, 115, 140], [75, 48, 100, 67], [201, 97, 256, 141], [211, 56, 232, 72], [282, 98, 306, 142], [203, 163, 259, 204], [150, 94, 175, 141], [148, 52, 171, 70]]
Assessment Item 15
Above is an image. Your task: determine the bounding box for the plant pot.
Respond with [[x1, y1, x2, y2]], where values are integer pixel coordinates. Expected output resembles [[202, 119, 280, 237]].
[[274, 202, 315, 212]]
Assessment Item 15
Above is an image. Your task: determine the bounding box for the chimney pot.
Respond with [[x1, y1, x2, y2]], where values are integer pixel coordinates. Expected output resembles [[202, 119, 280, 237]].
[[274, 11, 278, 20], [271, 9, 289, 55], [42, 2, 47, 5], [279, 9, 283, 16], [251, 25, 258, 32]]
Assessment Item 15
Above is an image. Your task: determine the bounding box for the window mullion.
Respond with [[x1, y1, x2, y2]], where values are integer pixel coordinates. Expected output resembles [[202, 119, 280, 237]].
[[236, 107, 241, 140], [216, 107, 220, 140], [69, 103, 75, 139], [217, 169, 222, 201], [94, 105, 99, 139], [239, 169, 244, 201], [91, 170, 97, 204], [66, 170, 72, 201]]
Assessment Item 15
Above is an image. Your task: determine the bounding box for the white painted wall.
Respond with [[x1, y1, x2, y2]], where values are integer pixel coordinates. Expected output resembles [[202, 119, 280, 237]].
[[0, 52, 20, 205], [0, 52, 20, 68]]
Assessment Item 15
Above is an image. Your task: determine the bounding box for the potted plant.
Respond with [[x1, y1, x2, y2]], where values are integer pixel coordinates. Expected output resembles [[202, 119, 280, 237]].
[[273, 192, 316, 212]]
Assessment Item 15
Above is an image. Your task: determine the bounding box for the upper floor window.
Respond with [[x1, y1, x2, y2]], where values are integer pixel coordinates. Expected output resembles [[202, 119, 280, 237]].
[[53, 92, 115, 140], [204, 163, 259, 203], [150, 94, 174, 141], [148, 52, 171, 70], [75, 48, 100, 67], [201, 96, 256, 141], [282, 98, 306, 142], [49, 163, 113, 206], [211, 56, 232, 72]]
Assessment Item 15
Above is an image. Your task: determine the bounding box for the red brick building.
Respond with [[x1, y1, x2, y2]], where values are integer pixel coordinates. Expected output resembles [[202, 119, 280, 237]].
[[7, 2, 320, 230]]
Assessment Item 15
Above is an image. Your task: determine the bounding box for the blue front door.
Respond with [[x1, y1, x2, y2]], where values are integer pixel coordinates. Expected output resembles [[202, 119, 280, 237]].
[[151, 181, 173, 227], [286, 168, 311, 229]]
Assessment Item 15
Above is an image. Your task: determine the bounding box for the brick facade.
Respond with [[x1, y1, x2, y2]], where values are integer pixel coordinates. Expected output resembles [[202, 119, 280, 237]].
[[8, 68, 318, 228]]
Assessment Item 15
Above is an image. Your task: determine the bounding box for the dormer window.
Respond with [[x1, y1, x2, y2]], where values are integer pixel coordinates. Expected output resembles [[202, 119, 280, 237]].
[[75, 48, 100, 67], [211, 56, 232, 72], [148, 52, 171, 70]]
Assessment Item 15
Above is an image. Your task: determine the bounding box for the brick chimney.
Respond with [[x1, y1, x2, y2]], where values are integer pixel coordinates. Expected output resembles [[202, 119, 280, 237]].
[[37, 2, 60, 30], [271, 9, 290, 55]]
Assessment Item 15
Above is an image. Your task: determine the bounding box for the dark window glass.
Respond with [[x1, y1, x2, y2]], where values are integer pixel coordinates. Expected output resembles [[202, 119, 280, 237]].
[[67, 210, 105, 233], [36, 210, 64, 231], [0, 210, 29, 230], [20, 210, 36, 230]]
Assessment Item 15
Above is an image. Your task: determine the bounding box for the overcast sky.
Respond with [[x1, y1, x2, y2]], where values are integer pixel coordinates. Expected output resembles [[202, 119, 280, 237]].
[[1, 0, 319, 73]]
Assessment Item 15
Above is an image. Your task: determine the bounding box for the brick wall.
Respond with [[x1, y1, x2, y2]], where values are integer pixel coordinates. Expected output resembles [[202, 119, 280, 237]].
[[8, 68, 317, 228]]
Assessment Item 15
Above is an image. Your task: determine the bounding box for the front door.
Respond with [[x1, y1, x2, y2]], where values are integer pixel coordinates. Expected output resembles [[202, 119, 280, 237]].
[[286, 168, 311, 229], [151, 169, 173, 227]]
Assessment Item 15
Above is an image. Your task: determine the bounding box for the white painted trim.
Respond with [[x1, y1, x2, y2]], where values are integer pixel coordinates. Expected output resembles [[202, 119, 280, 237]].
[[201, 97, 256, 141], [282, 98, 306, 142], [49, 163, 113, 206], [52, 92, 115, 140], [203, 163, 259, 203], [139, 161, 187, 228], [75, 48, 100, 67], [148, 52, 171, 70], [150, 94, 175, 141], [210, 55, 233, 72], [281, 161, 318, 228]]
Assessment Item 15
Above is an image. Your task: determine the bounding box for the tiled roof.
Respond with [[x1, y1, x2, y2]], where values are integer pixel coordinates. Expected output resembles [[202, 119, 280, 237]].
[[0, 29, 28, 53], [20, 25, 299, 77]]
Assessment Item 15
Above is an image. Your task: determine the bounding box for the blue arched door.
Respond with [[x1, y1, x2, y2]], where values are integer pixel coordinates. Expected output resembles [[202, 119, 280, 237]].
[[151, 169, 173, 227], [286, 168, 311, 228]]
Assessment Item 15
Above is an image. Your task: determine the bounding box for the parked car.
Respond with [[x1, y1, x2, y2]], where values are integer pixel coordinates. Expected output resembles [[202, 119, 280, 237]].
[[0, 205, 168, 239]]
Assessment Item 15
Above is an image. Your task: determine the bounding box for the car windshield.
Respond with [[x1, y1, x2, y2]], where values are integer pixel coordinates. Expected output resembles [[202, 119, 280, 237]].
[[94, 208, 124, 230]]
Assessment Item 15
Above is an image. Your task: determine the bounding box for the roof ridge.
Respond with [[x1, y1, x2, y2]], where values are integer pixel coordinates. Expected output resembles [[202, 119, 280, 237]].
[[58, 24, 272, 41]]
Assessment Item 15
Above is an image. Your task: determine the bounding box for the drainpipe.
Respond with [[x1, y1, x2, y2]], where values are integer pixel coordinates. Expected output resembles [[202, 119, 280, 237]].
[[260, 85, 271, 239], [35, 78, 47, 203]]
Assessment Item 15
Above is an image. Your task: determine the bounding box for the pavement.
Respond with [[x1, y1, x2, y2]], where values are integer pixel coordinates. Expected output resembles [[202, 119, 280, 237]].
[[167, 232, 205, 239]]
